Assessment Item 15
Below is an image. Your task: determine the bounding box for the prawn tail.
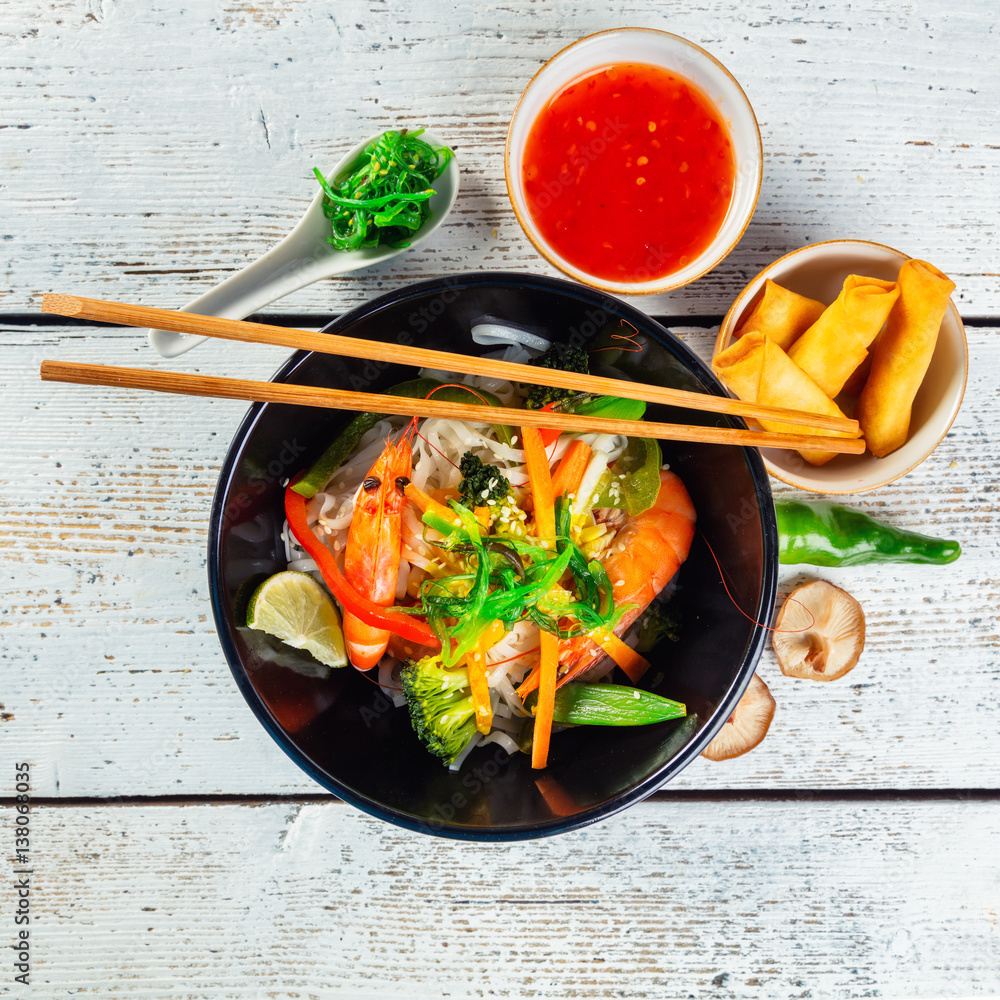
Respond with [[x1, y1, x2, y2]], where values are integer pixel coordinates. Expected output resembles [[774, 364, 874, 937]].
[[344, 613, 391, 671]]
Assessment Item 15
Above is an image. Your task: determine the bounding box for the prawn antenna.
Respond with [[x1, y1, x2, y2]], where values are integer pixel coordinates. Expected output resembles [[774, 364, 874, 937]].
[[699, 528, 815, 634]]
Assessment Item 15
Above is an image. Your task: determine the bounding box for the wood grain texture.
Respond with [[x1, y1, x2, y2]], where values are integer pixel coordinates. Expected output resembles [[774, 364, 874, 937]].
[[2, 3, 999, 992], [1, 1, 998, 315], [12, 799, 1000, 997], [2, 322, 997, 798]]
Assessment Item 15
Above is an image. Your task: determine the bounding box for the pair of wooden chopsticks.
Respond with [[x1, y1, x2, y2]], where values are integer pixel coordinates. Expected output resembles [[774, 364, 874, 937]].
[[38, 294, 865, 455]]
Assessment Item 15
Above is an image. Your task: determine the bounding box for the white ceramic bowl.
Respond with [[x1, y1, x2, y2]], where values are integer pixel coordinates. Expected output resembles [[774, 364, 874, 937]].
[[714, 239, 968, 494], [504, 28, 762, 295]]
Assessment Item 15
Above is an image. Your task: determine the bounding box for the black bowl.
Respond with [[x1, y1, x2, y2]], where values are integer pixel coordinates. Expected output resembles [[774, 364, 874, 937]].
[[208, 272, 777, 840]]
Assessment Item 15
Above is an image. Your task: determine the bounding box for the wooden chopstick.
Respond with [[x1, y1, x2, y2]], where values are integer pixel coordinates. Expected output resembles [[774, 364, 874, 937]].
[[41, 293, 860, 436], [39, 360, 867, 456]]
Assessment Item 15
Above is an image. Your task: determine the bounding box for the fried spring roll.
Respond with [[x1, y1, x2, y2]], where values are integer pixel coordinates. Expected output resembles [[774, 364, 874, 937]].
[[856, 259, 956, 458], [788, 275, 900, 398], [713, 332, 862, 466], [735, 279, 827, 351]]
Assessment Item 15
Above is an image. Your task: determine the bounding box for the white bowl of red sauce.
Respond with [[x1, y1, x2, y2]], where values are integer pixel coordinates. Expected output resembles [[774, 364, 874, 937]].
[[505, 28, 762, 295]]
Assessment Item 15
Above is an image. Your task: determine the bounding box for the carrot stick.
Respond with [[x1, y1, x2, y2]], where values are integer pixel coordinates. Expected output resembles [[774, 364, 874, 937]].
[[468, 621, 505, 735], [550, 440, 592, 499], [591, 629, 651, 684], [521, 425, 555, 540], [531, 629, 559, 769]]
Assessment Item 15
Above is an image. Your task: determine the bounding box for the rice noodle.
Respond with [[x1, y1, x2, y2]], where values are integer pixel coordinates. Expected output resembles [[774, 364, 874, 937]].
[[478, 731, 520, 756], [378, 658, 408, 707], [286, 557, 320, 574], [470, 319, 551, 353], [448, 732, 482, 772], [485, 714, 522, 735]]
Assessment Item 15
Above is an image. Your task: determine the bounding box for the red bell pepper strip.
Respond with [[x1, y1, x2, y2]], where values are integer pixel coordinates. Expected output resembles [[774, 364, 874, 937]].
[[284, 481, 440, 650], [537, 402, 561, 448]]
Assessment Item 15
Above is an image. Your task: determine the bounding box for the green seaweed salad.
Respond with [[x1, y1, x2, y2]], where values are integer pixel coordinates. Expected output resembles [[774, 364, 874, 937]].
[[313, 129, 454, 251]]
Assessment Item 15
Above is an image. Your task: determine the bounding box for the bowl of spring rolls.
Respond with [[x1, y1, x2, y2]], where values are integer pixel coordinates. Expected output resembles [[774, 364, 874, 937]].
[[712, 239, 968, 494]]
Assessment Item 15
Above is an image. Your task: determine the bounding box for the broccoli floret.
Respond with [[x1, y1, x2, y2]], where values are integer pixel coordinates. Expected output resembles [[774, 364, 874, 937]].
[[525, 343, 590, 410], [635, 601, 683, 653], [458, 451, 511, 508], [400, 656, 477, 765]]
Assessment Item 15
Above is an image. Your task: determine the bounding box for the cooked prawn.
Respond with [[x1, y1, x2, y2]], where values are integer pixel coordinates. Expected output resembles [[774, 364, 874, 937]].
[[558, 469, 696, 685], [342, 434, 413, 670]]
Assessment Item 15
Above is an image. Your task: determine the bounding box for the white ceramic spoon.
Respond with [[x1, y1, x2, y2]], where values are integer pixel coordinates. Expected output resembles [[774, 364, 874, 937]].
[[149, 130, 459, 358]]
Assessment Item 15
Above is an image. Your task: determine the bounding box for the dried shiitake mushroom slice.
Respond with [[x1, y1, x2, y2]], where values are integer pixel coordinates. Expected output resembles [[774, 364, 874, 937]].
[[772, 579, 865, 681], [702, 673, 775, 761]]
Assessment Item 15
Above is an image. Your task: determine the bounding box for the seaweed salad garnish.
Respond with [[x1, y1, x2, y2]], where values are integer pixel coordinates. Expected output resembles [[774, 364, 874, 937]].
[[313, 129, 454, 252]]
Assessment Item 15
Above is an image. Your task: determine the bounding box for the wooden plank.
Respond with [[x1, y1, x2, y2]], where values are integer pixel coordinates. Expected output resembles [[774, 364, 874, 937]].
[[1, 1, 998, 315], [2, 322, 997, 797], [13, 798, 1000, 997]]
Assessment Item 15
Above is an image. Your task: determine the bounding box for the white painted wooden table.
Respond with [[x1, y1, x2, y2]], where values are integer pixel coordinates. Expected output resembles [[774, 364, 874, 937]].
[[2, 2, 998, 996]]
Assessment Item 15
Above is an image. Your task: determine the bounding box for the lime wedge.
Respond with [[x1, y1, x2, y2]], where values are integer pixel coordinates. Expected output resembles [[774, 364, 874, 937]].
[[246, 571, 348, 668]]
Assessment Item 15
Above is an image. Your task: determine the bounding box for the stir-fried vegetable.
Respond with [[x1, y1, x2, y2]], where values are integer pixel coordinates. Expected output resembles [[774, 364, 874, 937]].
[[524, 342, 647, 426], [400, 657, 477, 765], [541, 683, 686, 726], [524, 343, 590, 410], [635, 601, 682, 653], [589, 437, 662, 515], [550, 440, 592, 499], [458, 452, 512, 509], [314, 129, 453, 252], [284, 480, 440, 648]]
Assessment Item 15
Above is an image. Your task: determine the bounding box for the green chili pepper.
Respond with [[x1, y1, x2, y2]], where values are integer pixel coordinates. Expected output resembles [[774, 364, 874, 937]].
[[775, 499, 961, 567]]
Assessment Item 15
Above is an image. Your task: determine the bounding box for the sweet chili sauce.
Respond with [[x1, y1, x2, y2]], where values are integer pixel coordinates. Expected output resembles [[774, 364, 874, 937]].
[[522, 62, 736, 283]]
